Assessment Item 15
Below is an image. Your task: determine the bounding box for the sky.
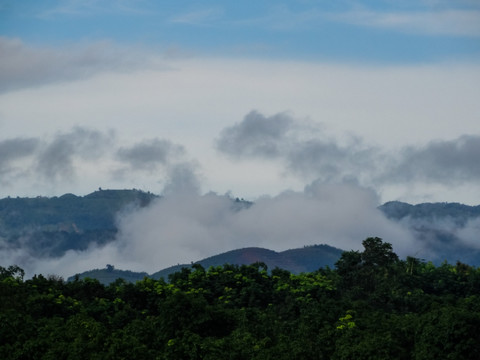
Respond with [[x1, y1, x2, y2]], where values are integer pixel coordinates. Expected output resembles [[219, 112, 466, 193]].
[[1, 1, 480, 276]]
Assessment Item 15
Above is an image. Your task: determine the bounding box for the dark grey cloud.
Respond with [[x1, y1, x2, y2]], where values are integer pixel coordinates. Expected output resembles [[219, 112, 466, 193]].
[[36, 127, 113, 182], [116, 138, 185, 171], [286, 139, 376, 182], [0, 128, 199, 194], [162, 162, 201, 196], [0, 138, 40, 181], [217, 111, 480, 189], [0, 37, 157, 93], [0, 138, 39, 168], [216, 110, 293, 158], [216, 110, 374, 183], [381, 135, 480, 185]]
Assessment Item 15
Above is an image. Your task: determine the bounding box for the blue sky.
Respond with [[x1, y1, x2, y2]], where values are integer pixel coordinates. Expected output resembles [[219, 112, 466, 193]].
[[2, 0, 480, 62]]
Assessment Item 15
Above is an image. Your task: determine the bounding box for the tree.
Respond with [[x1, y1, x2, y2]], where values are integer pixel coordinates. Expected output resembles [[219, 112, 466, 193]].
[[335, 238, 400, 307], [0, 265, 24, 281]]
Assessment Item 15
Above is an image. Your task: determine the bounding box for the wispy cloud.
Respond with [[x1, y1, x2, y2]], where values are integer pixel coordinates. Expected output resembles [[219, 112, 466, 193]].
[[332, 8, 480, 37], [35, 127, 114, 183], [170, 8, 224, 26], [0, 37, 162, 93], [116, 138, 185, 171], [0, 138, 40, 184], [240, 3, 480, 37], [236, 5, 324, 31], [37, 0, 150, 18]]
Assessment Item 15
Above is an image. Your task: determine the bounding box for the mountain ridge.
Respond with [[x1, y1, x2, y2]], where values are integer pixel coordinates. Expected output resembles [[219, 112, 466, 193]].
[[68, 244, 345, 285]]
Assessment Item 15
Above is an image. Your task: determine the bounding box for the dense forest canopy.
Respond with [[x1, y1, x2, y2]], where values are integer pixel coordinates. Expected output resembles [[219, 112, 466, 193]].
[[2, 238, 480, 359]]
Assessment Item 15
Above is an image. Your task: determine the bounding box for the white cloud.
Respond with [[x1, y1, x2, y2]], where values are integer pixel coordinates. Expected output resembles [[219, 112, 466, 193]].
[[111, 181, 414, 274], [234, 5, 324, 31], [0, 37, 164, 93], [170, 8, 224, 26], [333, 9, 480, 37], [232, 4, 480, 37], [37, 0, 150, 18]]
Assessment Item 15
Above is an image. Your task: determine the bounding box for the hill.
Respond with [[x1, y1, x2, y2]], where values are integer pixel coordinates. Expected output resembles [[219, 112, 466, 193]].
[[0, 189, 157, 257], [379, 201, 480, 264], [379, 201, 480, 224], [69, 244, 344, 284]]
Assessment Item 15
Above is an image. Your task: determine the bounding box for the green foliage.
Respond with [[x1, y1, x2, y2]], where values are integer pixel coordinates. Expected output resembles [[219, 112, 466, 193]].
[[1, 238, 480, 359]]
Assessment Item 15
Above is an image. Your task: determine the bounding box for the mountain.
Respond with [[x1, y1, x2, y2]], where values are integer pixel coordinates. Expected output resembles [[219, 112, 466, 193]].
[[379, 201, 480, 224], [69, 244, 344, 285], [379, 201, 480, 264], [0, 189, 157, 257]]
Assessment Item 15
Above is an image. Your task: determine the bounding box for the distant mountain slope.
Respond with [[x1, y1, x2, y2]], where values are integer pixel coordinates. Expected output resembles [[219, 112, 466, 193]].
[[153, 245, 343, 280], [70, 266, 149, 285], [0, 189, 157, 257], [379, 201, 480, 265], [70, 244, 344, 284], [380, 201, 480, 224]]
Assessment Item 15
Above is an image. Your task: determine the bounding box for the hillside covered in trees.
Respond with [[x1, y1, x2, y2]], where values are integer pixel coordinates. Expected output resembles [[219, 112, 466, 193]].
[[0, 189, 157, 258], [71, 245, 344, 285], [2, 238, 480, 359]]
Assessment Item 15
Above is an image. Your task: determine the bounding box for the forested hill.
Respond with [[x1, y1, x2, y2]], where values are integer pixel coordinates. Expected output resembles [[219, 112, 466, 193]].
[[380, 201, 480, 265], [70, 245, 344, 285], [380, 201, 480, 223], [0, 189, 157, 257]]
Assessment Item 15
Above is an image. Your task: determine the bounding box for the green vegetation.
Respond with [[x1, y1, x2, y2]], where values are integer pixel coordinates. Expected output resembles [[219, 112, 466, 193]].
[[2, 237, 480, 359]]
